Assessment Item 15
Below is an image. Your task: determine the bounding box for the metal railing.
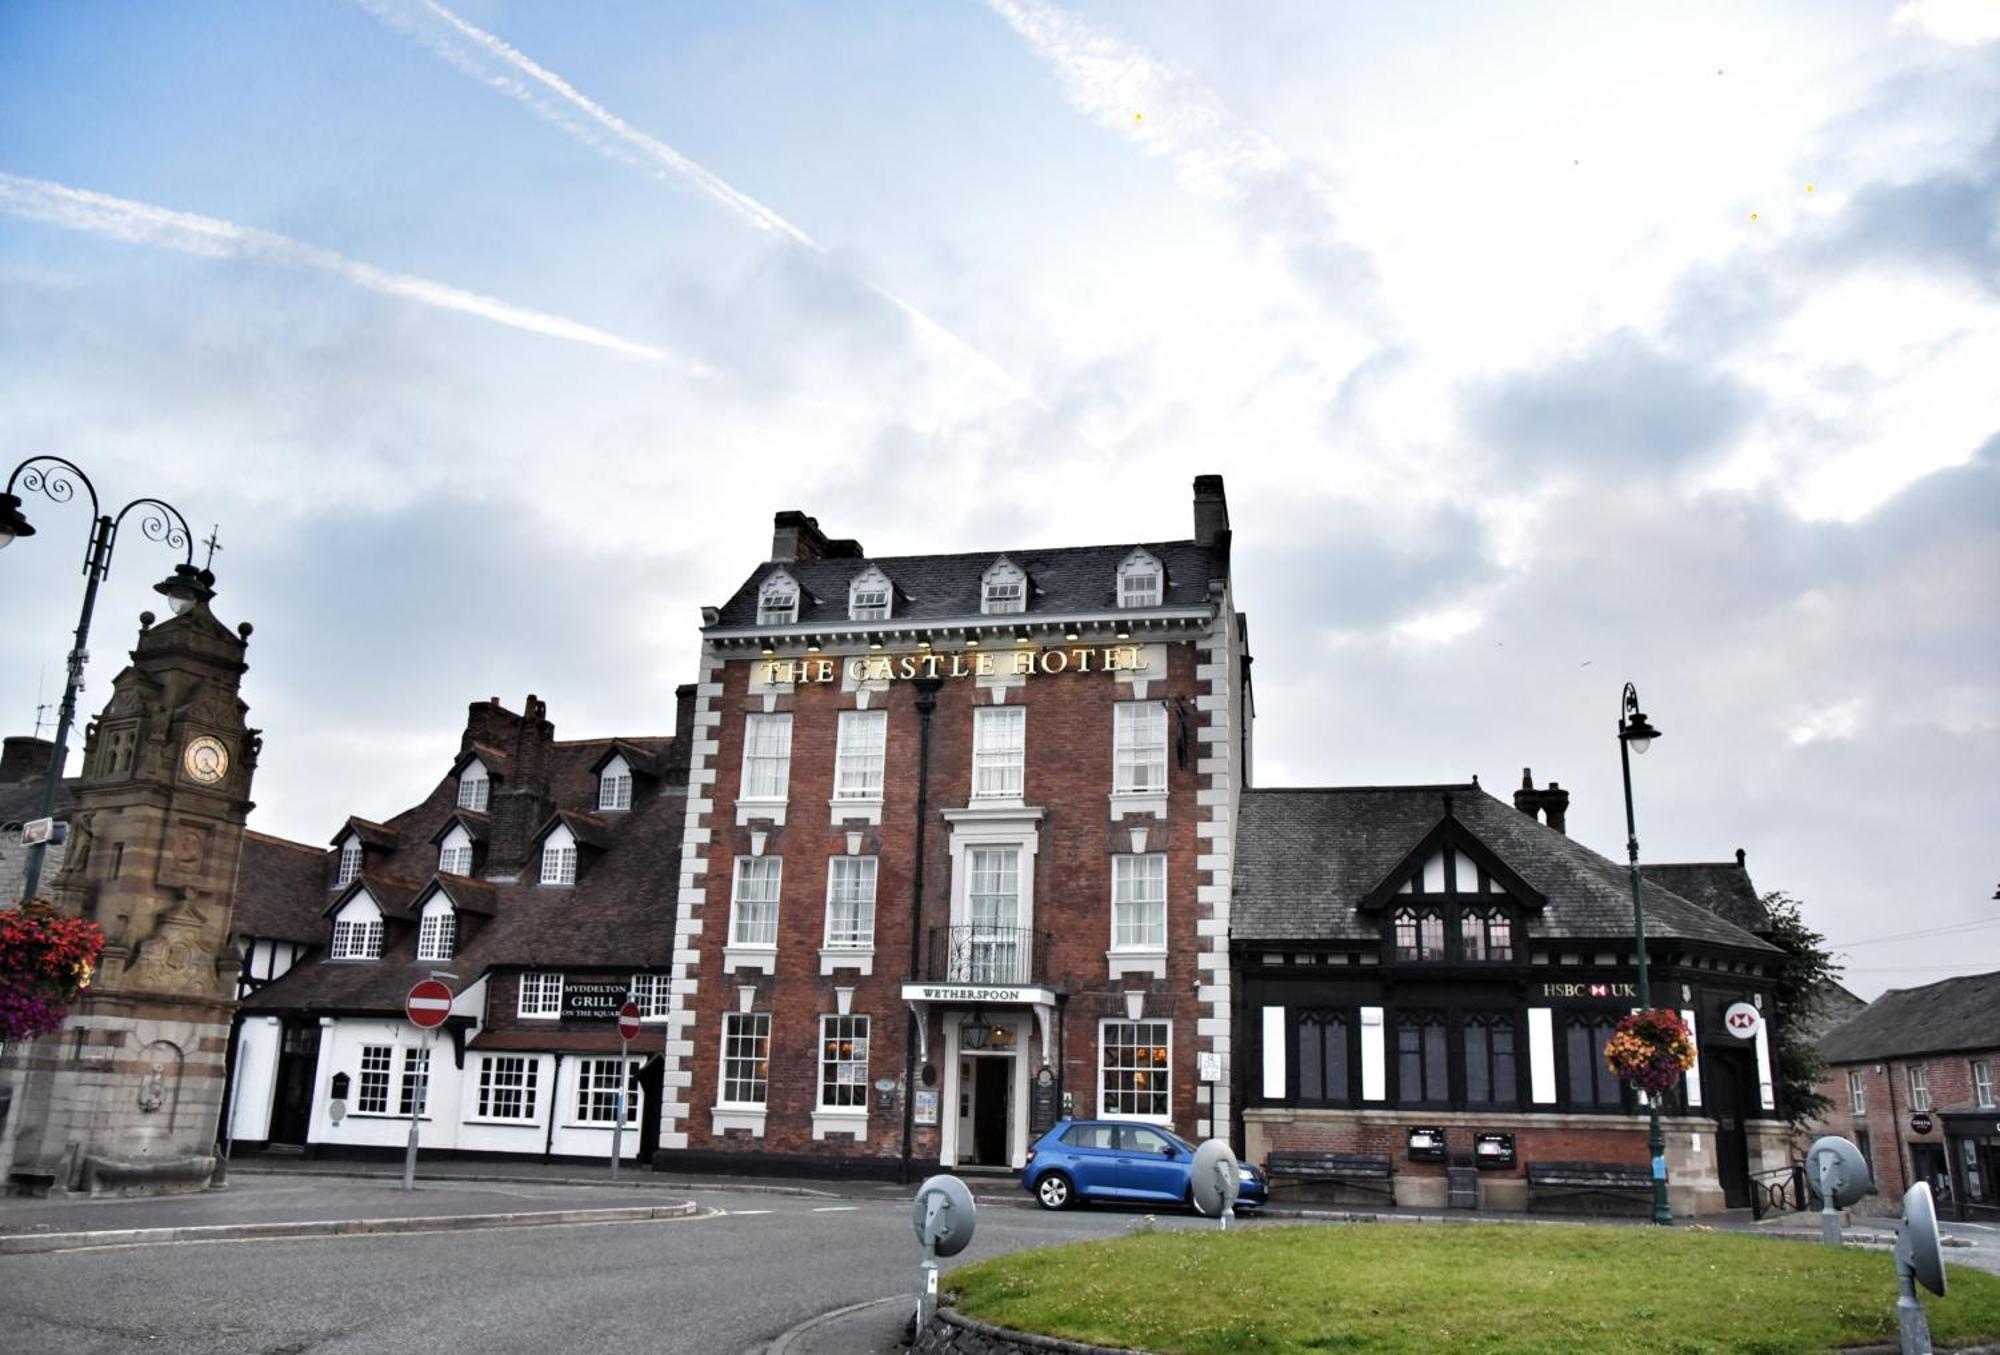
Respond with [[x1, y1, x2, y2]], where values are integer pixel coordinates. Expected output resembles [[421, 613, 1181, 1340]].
[[1750, 1162, 1806, 1220], [920, 926, 1049, 986]]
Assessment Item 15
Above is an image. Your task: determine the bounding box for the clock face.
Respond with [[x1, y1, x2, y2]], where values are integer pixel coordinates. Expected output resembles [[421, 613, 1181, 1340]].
[[183, 735, 230, 785]]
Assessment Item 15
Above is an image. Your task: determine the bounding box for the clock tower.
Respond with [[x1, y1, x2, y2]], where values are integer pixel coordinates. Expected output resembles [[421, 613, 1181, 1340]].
[[0, 578, 260, 1195]]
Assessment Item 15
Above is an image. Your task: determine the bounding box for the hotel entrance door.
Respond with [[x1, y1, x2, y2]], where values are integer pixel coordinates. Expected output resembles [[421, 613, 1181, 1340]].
[[957, 1054, 1014, 1166]]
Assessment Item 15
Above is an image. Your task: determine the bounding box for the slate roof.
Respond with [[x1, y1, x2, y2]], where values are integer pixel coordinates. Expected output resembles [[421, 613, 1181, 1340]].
[[1817, 970, 2000, 1064], [232, 831, 333, 945], [1233, 783, 1779, 952], [0, 772, 73, 827], [709, 539, 1224, 630], [1645, 862, 1771, 934], [243, 729, 688, 1018]]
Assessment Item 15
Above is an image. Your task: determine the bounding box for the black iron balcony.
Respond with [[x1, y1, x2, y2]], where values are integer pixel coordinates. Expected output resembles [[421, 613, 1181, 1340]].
[[919, 925, 1050, 987]]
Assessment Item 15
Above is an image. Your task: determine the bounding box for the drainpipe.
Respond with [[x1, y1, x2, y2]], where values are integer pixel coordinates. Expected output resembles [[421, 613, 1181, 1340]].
[[543, 1052, 565, 1162], [900, 676, 945, 1185]]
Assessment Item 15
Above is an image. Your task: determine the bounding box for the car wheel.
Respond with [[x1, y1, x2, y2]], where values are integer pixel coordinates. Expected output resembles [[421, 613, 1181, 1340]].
[[1035, 1172, 1075, 1210]]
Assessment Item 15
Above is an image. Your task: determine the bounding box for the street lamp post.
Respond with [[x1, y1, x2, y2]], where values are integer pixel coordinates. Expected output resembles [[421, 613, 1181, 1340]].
[[1, 455, 207, 908], [1616, 682, 1673, 1226]]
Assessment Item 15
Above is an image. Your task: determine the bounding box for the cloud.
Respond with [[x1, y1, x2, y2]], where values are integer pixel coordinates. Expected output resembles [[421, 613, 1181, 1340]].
[[0, 171, 705, 371], [1893, 0, 2000, 46], [983, 0, 1379, 321], [1465, 330, 1759, 473], [357, 0, 1034, 402], [1809, 127, 2000, 291]]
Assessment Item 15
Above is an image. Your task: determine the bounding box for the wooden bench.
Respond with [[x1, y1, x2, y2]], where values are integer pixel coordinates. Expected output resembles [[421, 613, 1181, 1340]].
[[1526, 1160, 1654, 1210], [1265, 1151, 1395, 1200]]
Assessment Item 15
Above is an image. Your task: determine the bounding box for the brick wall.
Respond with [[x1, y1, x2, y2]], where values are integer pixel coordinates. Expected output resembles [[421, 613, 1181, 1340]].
[[1813, 1049, 2000, 1199]]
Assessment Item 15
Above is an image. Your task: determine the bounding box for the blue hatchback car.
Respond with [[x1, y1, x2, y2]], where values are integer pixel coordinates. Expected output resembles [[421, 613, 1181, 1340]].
[[1021, 1119, 1267, 1212]]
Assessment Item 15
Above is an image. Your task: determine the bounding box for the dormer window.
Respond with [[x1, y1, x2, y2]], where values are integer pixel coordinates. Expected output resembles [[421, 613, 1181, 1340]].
[[333, 836, 361, 889], [598, 755, 633, 812], [330, 893, 383, 960], [981, 558, 1027, 615], [1386, 843, 1519, 963], [540, 825, 577, 886], [848, 567, 892, 621], [437, 825, 473, 877], [417, 897, 456, 962], [1117, 549, 1163, 608], [457, 761, 490, 813], [758, 571, 800, 625]]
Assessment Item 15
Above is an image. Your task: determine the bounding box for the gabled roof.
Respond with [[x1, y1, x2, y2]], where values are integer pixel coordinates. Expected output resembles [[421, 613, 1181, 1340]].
[[428, 811, 490, 846], [232, 830, 331, 944], [413, 875, 498, 917], [709, 537, 1223, 631], [449, 744, 511, 779], [1233, 783, 1779, 952], [1356, 809, 1547, 911], [530, 809, 614, 853], [332, 817, 398, 850], [588, 738, 676, 778], [1818, 970, 2000, 1064]]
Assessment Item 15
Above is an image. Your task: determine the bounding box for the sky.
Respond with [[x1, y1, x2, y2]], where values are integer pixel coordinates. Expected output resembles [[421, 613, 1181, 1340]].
[[2, 0, 1995, 1000]]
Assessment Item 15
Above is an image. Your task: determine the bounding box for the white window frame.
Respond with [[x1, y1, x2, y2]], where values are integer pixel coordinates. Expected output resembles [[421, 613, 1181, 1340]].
[[329, 895, 383, 960], [518, 970, 563, 1019], [574, 1058, 640, 1125], [1974, 1060, 1995, 1109], [399, 1047, 431, 1118], [630, 972, 669, 1022], [540, 826, 577, 886], [416, 899, 455, 962], [457, 762, 490, 812], [476, 1055, 540, 1122], [1908, 1064, 1931, 1112], [333, 836, 361, 888], [834, 709, 887, 802], [356, 1044, 392, 1115], [972, 706, 1025, 800], [1117, 549, 1163, 609], [437, 825, 473, 877], [1848, 1068, 1867, 1115], [726, 857, 782, 974], [1110, 854, 1167, 954], [848, 567, 893, 621], [1098, 1018, 1172, 1124], [719, 1011, 771, 1108], [757, 571, 799, 625], [740, 713, 793, 803], [818, 1014, 870, 1111], [824, 856, 878, 950], [980, 558, 1027, 615], [1113, 701, 1168, 795], [598, 755, 632, 812]]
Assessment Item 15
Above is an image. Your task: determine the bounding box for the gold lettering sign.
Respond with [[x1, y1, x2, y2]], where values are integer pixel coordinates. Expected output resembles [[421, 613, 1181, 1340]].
[[1538, 981, 1638, 1000], [762, 645, 1148, 686]]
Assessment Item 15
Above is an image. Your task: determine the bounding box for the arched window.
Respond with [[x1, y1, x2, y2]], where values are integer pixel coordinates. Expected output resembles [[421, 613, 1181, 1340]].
[[1460, 906, 1513, 961], [1393, 906, 1445, 961]]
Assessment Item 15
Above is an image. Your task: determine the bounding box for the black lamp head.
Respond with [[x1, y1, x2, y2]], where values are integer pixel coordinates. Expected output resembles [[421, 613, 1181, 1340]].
[[154, 563, 215, 616], [0, 492, 36, 548]]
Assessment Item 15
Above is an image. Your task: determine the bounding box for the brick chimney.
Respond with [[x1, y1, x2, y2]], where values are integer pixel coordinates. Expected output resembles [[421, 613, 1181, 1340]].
[[1193, 475, 1229, 547], [1, 736, 54, 782], [472, 694, 556, 876], [1513, 768, 1571, 836]]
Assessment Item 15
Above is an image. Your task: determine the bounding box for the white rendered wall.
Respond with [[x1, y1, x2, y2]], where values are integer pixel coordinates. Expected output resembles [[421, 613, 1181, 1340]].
[[229, 1015, 283, 1141]]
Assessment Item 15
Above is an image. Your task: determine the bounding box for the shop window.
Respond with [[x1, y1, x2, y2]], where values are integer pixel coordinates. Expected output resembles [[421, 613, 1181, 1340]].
[[721, 1012, 771, 1107], [1100, 1019, 1170, 1120], [576, 1059, 639, 1124], [1295, 1010, 1350, 1105], [1908, 1065, 1931, 1112], [1462, 1012, 1518, 1108], [819, 1015, 870, 1110], [1396, 1012, 1448, 1106], [478, 1056, 539, 1120], [1564, 1014, 1625, 1109]]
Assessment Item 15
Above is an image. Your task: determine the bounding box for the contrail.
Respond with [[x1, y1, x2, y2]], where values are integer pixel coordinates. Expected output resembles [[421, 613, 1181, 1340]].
[[984, 0, 1379, 320], [358, 0, 1033, 400], [0, 172, 707, 372]]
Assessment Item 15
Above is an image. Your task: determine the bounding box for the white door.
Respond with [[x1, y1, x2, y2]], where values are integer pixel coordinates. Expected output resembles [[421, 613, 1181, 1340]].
[[956, 1056, 976, 1158]]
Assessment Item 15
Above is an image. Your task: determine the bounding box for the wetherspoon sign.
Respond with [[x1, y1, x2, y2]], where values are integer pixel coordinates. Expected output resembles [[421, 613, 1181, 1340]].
[[761, 644, 1152, 687]]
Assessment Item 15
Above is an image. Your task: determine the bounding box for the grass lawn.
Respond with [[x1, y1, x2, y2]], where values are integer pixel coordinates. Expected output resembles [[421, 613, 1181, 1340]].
[[946, 1222, 2000, 1355]]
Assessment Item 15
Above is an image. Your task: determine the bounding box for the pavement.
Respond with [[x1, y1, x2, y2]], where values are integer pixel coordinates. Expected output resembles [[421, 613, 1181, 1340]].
[[4, 1156, 1995, 1353]]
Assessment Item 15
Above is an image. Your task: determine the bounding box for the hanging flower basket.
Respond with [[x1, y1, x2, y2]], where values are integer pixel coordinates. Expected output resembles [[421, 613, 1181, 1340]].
[[0, 901, 106, 1042], [1602, 1008, 1696, 1097]]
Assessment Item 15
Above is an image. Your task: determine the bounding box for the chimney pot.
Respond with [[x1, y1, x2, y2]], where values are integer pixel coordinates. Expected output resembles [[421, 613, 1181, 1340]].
[[1735, 847, 1746, 867], [1192, 475, 1230, 548]]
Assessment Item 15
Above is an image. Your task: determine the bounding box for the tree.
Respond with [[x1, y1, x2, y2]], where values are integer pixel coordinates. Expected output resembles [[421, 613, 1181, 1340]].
[[1763, 891, 1842, 1133]]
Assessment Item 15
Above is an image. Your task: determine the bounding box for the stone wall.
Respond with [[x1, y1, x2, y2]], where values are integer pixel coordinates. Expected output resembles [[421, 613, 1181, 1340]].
[[914, 1307, 1134, 1355]]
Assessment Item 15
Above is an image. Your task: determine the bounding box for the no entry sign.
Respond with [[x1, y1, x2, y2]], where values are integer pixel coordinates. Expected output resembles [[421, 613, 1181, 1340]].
[[617, 1000, 642, 1042], [406, 978, 454, 1029]]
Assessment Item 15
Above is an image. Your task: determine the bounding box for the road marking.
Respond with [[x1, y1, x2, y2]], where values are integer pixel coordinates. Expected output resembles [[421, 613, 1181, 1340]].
[[729, 1209, 773, 1216], [811, 1206, 859, 1213]]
